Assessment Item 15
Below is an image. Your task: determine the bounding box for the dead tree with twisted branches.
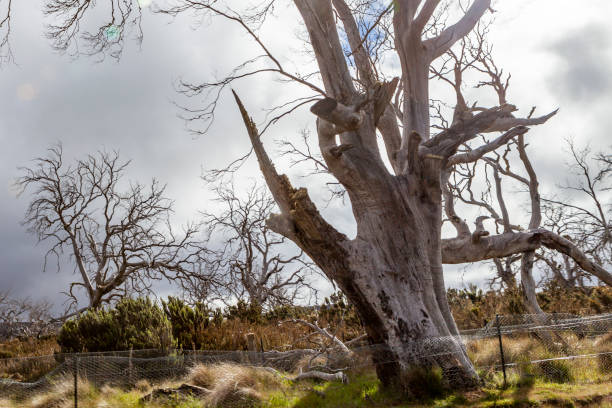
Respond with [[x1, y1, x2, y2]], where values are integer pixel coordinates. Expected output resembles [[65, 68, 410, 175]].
[[0, 290, 53, 339], [539, 142, 611, 289], [181, 182, 322, 309], [17, 146, 204, 317]]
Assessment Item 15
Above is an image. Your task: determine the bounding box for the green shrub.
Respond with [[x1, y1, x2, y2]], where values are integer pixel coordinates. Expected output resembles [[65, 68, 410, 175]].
[[263, 304, 312, 322], [57, 297, 175, 353], [597, 353, 612, 374], [162, 297, 211, 350], [403, 366, 446, 399], [319, 292, 362, 330], [225, 300, 263, 324]]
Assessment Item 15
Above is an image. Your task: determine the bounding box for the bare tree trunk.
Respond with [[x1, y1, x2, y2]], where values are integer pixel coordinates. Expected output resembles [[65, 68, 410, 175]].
[[342, 174, 477, 388], [187, 0, 604, 391], [233, 92, 478, 389]]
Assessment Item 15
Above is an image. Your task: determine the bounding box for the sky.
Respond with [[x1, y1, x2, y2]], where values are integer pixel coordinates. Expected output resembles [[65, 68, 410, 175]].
[[0, 0, 611, 314]]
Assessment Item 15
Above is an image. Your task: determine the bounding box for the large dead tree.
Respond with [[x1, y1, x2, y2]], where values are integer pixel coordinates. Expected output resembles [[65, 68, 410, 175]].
[[23, 0, 612, 390], [181, 182, 321, 309], [163, 1, 612, 389], [17, 146, 203, 316]]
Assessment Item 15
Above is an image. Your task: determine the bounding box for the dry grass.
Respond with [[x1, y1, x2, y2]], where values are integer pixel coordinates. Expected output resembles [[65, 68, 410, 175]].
[[134, 378, 152, 393], [596, 331, 612, 347], [468, 336, 538, 367], [4, 377, 193, 408], [189, 362, 282, 407], [192, 318, 362, 352], [0, 355, 60, 382], [3, 353, 612, 407], [26, 376, 93, 408], [468, 331, 612, 368], [0, 337, 59, 359]]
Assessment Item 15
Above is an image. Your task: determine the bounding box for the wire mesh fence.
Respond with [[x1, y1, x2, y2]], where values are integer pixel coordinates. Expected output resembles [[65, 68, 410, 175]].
[[1, 313, 611, 405]]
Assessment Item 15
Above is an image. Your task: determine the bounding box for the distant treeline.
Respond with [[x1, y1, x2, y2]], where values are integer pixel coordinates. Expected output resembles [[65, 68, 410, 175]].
[[54, 286, 612, 354], [1, 286, 610, 357]]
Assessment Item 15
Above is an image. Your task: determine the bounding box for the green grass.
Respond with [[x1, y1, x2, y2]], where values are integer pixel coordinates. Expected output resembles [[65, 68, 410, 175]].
[[279, 372, 403, 408], [4, 372, 612, 408], [260, 372, 612, 408]]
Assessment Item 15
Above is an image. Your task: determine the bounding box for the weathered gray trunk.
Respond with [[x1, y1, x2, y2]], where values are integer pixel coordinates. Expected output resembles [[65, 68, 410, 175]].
[[337, 171, 478, 388], [233, 91, 479, 389]]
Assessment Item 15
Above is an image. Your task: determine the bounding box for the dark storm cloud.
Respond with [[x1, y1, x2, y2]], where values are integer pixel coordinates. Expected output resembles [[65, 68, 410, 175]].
[[547, 25, 612, 102]]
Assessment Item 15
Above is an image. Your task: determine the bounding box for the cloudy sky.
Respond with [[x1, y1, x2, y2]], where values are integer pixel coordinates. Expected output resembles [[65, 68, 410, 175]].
[[0, 0, 610, 314]]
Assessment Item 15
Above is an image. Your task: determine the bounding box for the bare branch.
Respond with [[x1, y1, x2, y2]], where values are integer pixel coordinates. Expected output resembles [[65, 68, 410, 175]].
[[426, 0, 491, 61]]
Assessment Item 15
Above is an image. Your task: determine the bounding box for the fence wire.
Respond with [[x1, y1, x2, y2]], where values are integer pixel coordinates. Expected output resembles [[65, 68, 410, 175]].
[[1, 313, 611, 405]]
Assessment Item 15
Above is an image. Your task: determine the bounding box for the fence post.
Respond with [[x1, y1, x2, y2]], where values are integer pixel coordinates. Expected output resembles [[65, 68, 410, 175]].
[[74, 356, 78, 408], [128, 346, 134, 385], [260, 337, 265, 365], [246, 333, 256, 364], [496, 314, 507, 388]]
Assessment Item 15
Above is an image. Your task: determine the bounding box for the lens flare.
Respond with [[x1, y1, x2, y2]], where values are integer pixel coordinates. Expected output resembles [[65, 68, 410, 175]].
[[17, 83, 37, 101], [105, 26, 120, 42]]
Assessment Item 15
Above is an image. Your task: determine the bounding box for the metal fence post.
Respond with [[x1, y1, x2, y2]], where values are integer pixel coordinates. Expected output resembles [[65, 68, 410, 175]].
[[193, 343, 198, 368], [260, 337, 265, 365], [496, 314, 507, 388], [128, 346, 133, 385], [74, 356, 78, 408]]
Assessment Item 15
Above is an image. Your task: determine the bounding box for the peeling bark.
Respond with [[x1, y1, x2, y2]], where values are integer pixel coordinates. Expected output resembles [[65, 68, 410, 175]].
[[234, 90, 478, 388]]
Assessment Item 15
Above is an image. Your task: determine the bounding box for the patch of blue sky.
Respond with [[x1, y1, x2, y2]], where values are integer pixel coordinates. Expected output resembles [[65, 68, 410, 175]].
[[339, 1, 393, 64]]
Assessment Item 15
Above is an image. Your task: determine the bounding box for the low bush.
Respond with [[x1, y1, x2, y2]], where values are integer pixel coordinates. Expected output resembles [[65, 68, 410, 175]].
[[162, 297, 213, 350], [225, 300, 264, 324], [536, 358, 574, 383], [597, 353, 612, 374], [403, 366, 446, 399], [57, 298, 174, 353]]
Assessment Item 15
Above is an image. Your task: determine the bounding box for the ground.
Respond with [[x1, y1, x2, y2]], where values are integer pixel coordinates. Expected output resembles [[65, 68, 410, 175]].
[[2, 369, 612, 408]]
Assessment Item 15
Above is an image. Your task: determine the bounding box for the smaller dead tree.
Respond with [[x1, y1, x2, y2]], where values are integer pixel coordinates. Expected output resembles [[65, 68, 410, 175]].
[[181, 182, 322, 310], [0, 290, 53, 338], [540, 142, 611, 288], [17, 145, 203, 316]]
